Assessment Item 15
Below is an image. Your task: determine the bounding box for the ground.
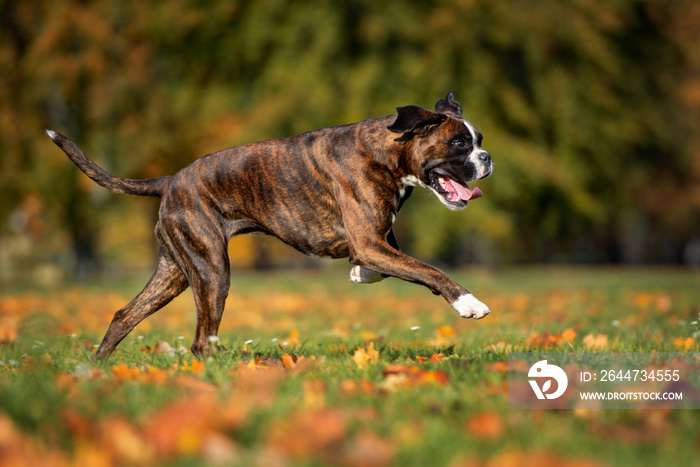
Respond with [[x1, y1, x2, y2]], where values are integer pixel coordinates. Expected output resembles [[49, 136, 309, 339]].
[[0, 266, 698, 466]]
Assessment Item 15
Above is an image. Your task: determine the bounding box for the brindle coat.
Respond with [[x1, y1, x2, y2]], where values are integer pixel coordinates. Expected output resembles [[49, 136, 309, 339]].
[[47, 91, 492, 359]]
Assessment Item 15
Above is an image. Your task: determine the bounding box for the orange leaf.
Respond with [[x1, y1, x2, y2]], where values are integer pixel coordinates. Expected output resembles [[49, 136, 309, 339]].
[[429, 353, 445, 364], [674, 337, 696, 350], [179, 360, 205, 374], [352, 342, 379, 369], [415, 369, 450, 385], [483, 361, 510, 372], [266, 409, 347, 458], [143, 366, 169, 385], [583, 333, 609, 350], [484, 341, 512, 352], [111, 363, 141, 381], [560, 327, 577, 343], [281, 353, 296, 370], [437, 325, 456, 337], [98, 416, 154, 464], [526, 328, 576, 348], [465, 411, 505, 440], [380, 365, 449, 390]]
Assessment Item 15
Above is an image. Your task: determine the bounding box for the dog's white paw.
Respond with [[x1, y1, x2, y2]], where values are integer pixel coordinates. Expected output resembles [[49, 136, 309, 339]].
[[452, 293, 491, 319], [349, 265, 385, 284]]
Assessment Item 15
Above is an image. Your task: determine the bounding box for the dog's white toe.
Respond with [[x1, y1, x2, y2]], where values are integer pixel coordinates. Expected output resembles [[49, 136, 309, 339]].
[[349, 265, 385, 284], [452, 293, 491, 319]]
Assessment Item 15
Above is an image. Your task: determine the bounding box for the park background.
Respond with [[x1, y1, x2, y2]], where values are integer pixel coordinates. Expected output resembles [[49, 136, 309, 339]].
[[1, 1, 700, 466], [1, 0, 700, 284]]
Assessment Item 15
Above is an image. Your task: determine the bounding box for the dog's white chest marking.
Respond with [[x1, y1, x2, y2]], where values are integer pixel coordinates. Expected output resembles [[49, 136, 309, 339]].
[[401, 175, 426, 189]]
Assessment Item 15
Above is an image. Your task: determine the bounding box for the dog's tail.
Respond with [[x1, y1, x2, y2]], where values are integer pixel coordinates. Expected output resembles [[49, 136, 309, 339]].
[[46, 130, 169, 198]]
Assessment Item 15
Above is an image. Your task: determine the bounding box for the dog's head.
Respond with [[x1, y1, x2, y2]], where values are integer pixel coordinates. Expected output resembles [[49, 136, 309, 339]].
[[388, 91, 492, 211]]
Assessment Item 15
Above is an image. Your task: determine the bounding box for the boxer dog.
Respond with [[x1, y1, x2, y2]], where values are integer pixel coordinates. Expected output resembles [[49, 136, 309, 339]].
[[47, 91, 493, 359]]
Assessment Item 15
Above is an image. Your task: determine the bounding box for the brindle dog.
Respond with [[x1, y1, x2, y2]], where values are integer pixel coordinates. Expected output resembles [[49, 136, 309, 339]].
[[47, 91, 493, 359]]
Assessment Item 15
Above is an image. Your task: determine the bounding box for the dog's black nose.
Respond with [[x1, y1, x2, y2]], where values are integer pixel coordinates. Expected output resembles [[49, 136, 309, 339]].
[[478, 152, 491, 163]]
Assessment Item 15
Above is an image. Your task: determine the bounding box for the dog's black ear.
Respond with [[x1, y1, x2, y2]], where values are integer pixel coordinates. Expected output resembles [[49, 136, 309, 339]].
[[388, 106, 447, 141], [435, 90, 462, 117]]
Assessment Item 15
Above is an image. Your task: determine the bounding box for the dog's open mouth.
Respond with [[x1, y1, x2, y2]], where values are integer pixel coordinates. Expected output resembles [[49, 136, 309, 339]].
[[429, 169, 482, 206]]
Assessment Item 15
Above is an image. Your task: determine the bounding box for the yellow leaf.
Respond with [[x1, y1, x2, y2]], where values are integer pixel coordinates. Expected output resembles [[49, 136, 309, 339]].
[[352, 342, 379, 369], [583, 333, 608, 350], [437, 325, 456, 337]]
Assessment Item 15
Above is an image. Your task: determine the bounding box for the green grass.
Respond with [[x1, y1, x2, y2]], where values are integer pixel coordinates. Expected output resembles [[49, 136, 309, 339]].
[[0, 266, 698, 466]]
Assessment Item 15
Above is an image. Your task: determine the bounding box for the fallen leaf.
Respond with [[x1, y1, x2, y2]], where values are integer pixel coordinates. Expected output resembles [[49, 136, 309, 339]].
[[266, 409, 346, 459], [340, 379, 358, 395], [142, 366, 169, 385], [437, 325, 456, 337], [429, 325, 458, 346], [483, 361, 510, 372], [281, 353, 297, 370], [484, 341, 512, 352], [465, 411, 505, 440], [142, 395, 218, 456], [673, 337, 695, 350], [379, 365, 450, 392], [583, 333, 608, 350], [416, 369, 450, 385], [352, 342, 380, 369], [154, 341, 177, 356], [429, 353, 445, 364], [379, 373, 412, 393], [111, 363, 141, 381], [484, 450, 604, 467], [526, 328, 576, 348], [633, 292, 654, 309], [98, 416, 154, 464], [178, 360, 205, 374]]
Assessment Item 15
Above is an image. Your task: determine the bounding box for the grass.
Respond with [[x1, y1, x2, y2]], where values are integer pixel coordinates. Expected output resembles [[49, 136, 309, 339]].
[[0, 265, 699, 466]]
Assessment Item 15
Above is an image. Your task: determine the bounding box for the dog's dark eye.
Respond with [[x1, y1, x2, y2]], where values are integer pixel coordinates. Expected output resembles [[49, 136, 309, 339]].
[[452, 139, 467, 148]]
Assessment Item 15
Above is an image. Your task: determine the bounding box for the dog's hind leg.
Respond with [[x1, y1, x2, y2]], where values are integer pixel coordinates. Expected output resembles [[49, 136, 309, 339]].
[[93, 249, 188, 360], [158, 216, 231, 357], [186, 251, 230, 357]]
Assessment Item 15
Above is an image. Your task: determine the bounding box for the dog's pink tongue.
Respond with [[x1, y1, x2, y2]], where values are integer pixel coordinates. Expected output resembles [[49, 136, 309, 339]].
[[448, 178, 482, 201]]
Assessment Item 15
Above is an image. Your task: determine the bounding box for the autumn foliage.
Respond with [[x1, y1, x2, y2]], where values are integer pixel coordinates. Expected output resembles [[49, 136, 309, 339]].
[[2, 1, 700, 285]]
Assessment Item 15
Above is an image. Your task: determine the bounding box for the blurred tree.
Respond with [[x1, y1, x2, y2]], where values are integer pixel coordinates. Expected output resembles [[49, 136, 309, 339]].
[[0, 0, 698, 280]]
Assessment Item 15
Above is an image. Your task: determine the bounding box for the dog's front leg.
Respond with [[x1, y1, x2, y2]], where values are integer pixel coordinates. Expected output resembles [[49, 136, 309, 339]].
[[349, 187, 413, 285], [341, 207, 489, 319], [351, 241, 489, 319], [349, 228, 399, 284]]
